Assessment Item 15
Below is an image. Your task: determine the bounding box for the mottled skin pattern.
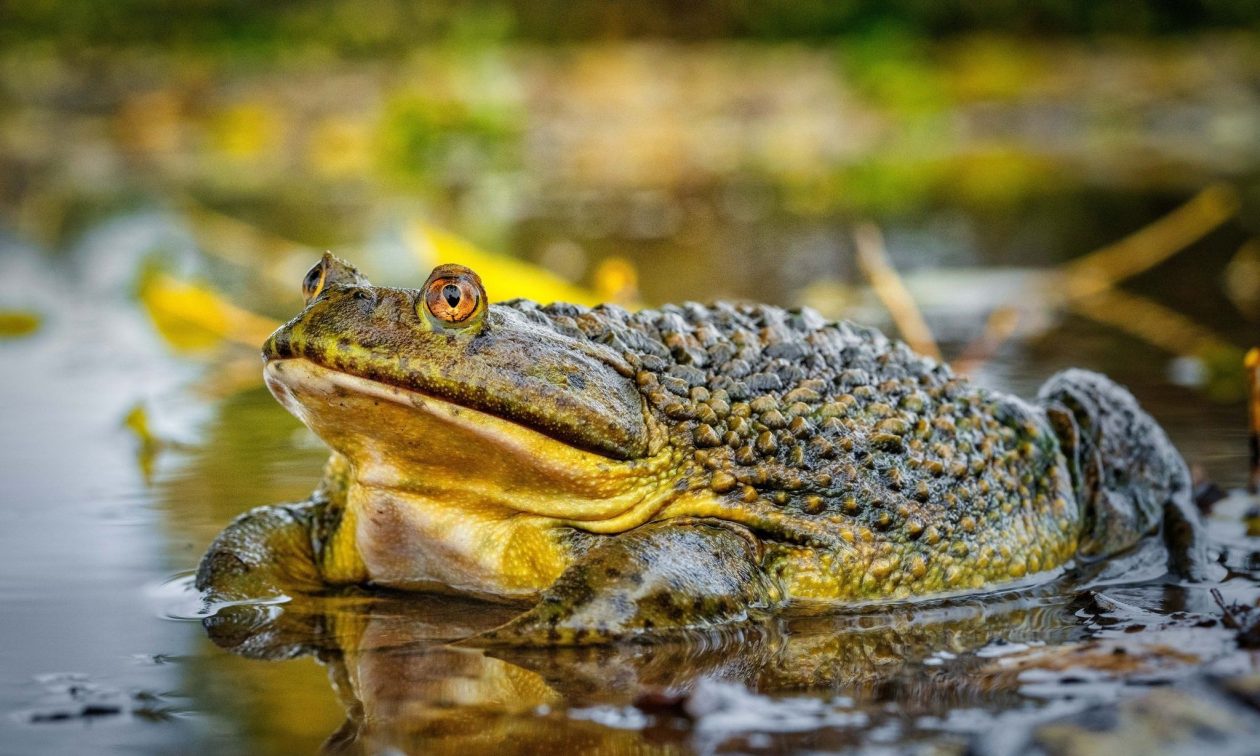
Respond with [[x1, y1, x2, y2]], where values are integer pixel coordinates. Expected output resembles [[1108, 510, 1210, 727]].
[[197, 255, 1217, 644]]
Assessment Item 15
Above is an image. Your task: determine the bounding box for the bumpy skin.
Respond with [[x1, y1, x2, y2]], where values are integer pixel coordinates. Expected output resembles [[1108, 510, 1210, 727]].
[[528, 298, 1079, 597], [197, 255, 1215, 644]]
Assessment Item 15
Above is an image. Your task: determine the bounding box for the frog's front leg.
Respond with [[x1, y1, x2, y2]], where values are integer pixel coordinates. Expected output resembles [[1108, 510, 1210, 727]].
[[197, 454, 362, 601], [195, 500, 327, 601], [472, 519, 785, 645]]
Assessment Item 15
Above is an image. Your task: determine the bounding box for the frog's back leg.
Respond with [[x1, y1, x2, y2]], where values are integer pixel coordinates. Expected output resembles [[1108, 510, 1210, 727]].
[[471, 519, 784, 645], [1037, 368, 1221, 581]]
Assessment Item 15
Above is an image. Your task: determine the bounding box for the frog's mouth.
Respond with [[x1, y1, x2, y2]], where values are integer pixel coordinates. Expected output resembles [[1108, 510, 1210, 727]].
[[263, 300, 651, 461], [264, 358, 678, 522]]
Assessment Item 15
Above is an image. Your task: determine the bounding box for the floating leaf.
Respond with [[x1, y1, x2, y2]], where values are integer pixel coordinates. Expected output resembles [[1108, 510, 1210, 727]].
[[411, 222, 605, 306], [0, 309, 41, 339], [139, 271, 279, 353]]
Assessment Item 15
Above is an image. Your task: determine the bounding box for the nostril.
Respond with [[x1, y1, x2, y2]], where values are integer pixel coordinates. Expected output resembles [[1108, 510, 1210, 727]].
[[350, 288, 378, 311]]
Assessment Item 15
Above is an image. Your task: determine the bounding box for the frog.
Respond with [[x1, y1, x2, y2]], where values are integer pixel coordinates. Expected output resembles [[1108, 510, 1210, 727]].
[[196, 253, 1221, 644]]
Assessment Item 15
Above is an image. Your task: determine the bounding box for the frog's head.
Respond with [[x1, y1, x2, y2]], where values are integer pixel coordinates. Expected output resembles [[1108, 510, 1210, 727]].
[[262, 254, 677, 523]]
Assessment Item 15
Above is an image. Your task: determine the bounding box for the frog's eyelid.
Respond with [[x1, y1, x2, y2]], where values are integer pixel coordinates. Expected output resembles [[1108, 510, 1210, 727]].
[[302, 261, 329, 302]]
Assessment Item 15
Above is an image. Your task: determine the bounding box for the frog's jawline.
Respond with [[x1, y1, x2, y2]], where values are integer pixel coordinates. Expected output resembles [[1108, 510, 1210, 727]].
[[264, 357, 611, 462], [263, 356, 635, 463], [262, 358, 681, 525], [263, 357, 687, 595]]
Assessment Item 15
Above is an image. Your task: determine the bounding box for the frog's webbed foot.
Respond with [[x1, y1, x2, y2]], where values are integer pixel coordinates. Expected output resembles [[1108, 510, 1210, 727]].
[[471, 520, 784, 646], [195, 500, 325, 602], [1039, 368, 1224, 583]]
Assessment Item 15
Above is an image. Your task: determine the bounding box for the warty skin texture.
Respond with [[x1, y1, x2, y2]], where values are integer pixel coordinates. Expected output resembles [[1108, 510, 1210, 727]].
[[197, 255, 1214, 643]]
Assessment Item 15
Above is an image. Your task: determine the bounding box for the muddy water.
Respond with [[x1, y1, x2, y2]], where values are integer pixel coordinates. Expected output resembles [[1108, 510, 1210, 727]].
[[0, 189, 1257, 755]]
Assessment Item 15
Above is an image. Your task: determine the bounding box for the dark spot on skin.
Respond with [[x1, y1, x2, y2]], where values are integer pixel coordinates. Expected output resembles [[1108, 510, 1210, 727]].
[[642, 618, 655, 630], [604, 566, 621, 579], [652, 592, 685, 621], [568, 373, 587, 390]]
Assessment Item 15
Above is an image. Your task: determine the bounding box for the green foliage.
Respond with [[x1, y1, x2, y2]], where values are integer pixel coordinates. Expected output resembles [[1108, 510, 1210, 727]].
[[4, 0, 1258, 56]]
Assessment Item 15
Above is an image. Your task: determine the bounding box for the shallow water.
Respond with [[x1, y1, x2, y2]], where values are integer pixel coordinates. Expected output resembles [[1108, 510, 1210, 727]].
[[1, 195, 1257, 755]]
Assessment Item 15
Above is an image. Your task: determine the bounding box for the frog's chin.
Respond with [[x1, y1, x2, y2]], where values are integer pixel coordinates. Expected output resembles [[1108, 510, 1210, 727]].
[[263, 358, 680, 523]]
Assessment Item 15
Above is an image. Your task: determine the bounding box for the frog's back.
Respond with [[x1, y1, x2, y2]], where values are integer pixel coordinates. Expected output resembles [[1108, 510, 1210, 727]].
[[511, 299, 1081, 601]]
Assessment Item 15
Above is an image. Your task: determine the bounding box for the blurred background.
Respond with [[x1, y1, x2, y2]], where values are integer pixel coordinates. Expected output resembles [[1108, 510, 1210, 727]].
[[2, 2, 1259, 752]]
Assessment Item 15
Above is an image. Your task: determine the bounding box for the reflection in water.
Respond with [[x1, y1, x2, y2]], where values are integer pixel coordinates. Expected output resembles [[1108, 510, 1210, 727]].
[[196, 556, 1248, 754]]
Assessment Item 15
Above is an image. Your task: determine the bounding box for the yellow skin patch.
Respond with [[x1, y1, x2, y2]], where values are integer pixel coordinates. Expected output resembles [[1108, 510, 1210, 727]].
[[266, 358, 700, 596]]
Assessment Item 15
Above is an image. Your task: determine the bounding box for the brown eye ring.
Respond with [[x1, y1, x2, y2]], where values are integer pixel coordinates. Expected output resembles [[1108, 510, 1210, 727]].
[[424, 274, 481, 324]]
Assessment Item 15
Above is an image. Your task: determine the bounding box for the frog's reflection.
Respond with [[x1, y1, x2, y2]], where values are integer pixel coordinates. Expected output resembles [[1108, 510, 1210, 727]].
[[203, 588, 1081, 754]]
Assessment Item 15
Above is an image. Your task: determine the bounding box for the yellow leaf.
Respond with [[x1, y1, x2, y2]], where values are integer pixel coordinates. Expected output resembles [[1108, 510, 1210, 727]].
[[410, 223, 615, 307], [0, 309, 40, 339], [139, 272, 279, 353]]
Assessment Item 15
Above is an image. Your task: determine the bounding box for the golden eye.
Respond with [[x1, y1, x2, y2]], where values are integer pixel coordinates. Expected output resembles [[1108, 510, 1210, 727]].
[[425, 276, 480, 323], [420, 264, 486, 328], [302, 259, 328, 303]]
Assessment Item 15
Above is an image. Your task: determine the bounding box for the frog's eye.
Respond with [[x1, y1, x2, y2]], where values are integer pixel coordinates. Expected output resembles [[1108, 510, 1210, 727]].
[[421, 264, 486, 327], [302, 259, 328, 303], [302, 252, 371, 304]]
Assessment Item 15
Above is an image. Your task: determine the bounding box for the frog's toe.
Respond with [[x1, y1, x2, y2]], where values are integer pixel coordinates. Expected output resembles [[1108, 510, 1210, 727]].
[[469, 520, 782, 646], [196, 501, 323, 601]]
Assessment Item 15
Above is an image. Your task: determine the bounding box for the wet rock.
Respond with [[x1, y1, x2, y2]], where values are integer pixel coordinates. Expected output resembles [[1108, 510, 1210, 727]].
[[1012, 682, 1260, 756]]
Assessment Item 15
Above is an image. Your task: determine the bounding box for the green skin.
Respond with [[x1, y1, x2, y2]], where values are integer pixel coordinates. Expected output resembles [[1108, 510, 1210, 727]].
[[197, 255, 1219, 645]]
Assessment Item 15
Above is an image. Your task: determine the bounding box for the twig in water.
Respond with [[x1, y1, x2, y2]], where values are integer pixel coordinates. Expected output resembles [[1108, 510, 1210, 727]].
[[952, 306, 1021, 376], [1247, 347, 1259, 494], [1066, 287, 1237, 360], [853, 223, 942, 361], [1060, 183, 1239, 301]]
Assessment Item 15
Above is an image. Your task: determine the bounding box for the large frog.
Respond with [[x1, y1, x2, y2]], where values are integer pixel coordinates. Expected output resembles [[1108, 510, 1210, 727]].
[[197, 254, 1219, 644]]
